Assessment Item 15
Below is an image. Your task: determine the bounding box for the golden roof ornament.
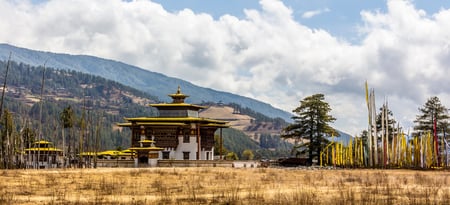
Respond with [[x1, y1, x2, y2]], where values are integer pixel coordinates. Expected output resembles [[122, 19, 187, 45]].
[[168, 86, 189, 103]]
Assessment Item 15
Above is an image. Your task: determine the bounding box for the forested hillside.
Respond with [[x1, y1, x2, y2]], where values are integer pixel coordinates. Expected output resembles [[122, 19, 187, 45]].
[[0, 44, 293, 122], [0, 60, 158, 151], [215, 128, 292, 160], [0, 60, 291, 159]]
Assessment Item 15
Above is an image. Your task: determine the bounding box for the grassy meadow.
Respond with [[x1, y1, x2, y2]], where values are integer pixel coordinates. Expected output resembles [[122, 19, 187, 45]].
[[0, 167, 449, 204]]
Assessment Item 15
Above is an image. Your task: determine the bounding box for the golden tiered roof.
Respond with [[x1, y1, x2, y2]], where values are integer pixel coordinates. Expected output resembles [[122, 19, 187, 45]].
[[117, 87, 228, 151], [119, 86, 229, 128]]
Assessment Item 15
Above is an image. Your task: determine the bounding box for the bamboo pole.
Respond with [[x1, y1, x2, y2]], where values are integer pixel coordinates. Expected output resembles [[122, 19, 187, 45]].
[[0, 53, 10, 120], [365, 81, 372, 167], [62, 123, 65, 168], [359, 137, 363, 167], [371, 89, 378, 167], [381, 103, 384, 167], [37, 63, 46, 169], [385, 102, 389, 167], [0, 53, 11, 169]]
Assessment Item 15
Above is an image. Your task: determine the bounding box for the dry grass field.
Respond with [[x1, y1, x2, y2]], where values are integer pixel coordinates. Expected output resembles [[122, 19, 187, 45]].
[[0, 167, 449, 204]]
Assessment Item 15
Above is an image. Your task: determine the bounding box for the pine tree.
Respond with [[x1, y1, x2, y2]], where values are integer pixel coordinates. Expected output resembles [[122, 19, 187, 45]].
[[1, 109, 15, 168], [414, 96, 449, 166], [375, 105, 398, 140], [242, 149, 254, 160], [60, 105, 75, 167], [414, 96, 449, 136], [281, 94, 338, 164]]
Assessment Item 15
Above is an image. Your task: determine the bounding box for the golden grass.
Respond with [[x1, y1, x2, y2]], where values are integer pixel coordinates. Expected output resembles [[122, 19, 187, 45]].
[[0, 167, 449, 204]]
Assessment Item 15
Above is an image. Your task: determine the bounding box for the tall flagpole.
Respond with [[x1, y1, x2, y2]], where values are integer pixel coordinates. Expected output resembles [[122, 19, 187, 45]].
[[36, 61, 47, 169], [365, 81, 372, 167], [371, 89, 378, 167], [433, 113, 440, 166], [381, 102, 385, 168], [0, 52, 11, 121], [385, 100, 389, 167]]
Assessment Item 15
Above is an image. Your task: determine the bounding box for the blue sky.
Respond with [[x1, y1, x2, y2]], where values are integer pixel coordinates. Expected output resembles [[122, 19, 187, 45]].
[[152, 0, 449, 42], [2, 0, 450, 134]]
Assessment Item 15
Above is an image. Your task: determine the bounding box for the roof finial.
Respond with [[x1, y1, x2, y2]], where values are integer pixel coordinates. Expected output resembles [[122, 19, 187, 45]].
[[169, 86, 189, 103]]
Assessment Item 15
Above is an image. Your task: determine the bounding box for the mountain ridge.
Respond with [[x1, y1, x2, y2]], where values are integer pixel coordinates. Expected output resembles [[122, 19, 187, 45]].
[[0, 43, 293, 122]]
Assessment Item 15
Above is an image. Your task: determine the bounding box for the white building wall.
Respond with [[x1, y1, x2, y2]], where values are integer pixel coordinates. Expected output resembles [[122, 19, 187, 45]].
[[156, 135, 215, 160], [174, 135, 198, 160]]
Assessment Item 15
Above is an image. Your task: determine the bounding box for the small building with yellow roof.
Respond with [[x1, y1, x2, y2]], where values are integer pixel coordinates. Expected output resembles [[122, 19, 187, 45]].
[[25, 140, 62, 169]]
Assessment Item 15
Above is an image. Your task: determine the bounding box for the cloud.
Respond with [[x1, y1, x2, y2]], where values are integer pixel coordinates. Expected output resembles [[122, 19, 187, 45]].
[[357, 0, 450, 129], [0, 0, 449, 134], [302, 8, 330, 19]]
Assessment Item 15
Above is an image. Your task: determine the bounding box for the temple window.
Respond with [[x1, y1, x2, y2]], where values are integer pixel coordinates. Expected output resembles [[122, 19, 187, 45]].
[[162, 151, 170, 159], [183, 135, 190, 143], [183, 152, 190, 160]]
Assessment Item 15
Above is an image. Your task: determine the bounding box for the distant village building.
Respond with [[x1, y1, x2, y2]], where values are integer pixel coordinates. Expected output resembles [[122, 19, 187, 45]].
[[118, 87, 229, 166], [25, 140, 63, 169]]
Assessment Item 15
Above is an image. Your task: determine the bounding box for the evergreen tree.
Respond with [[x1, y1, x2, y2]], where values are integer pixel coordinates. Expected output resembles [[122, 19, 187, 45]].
[[375, 104, 399, 142], [1, 109, 16, 168], [22, 124, 35, 149], [414, 96, 449, 136], [214, 135, 229, 157], [60, 106, 75, 129], [242, 149, 254, 160], [360, 130, 369, 147], [60, 105, 75, 164], [226, 152, 239, 160], [281, 94, 338, 164]]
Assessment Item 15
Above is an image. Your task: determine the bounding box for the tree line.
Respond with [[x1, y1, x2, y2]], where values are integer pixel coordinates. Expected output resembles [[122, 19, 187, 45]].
[[214, 129, 292, 160], [282, 92, 450, 168], [0, 60, 161, 168]]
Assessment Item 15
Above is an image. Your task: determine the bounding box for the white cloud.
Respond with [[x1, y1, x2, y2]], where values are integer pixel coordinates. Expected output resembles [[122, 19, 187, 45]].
[[1, 0, 450, 134], [302, 8, 330, 19]]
